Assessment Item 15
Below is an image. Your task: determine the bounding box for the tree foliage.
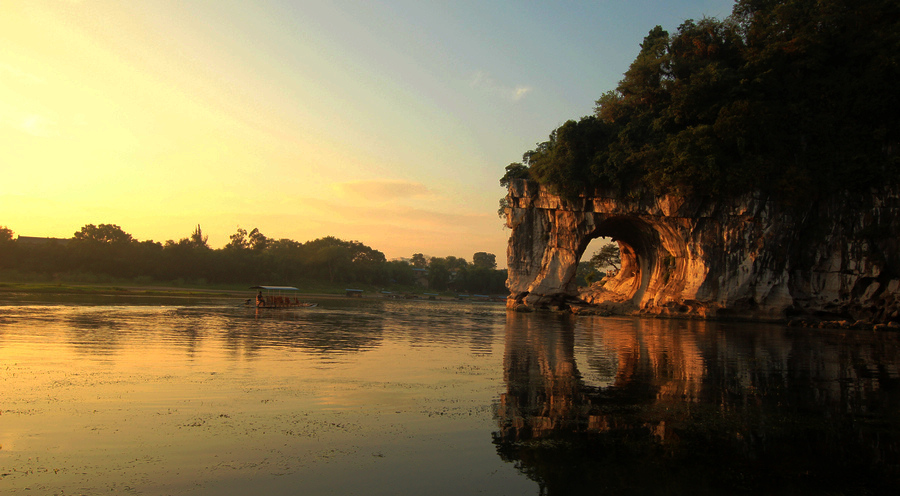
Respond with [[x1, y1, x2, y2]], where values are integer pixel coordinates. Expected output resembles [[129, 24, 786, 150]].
[[504, 0, 900, 202], [423, 254, 507, 293], [472, 252, 498, 270], [575, 261, 602, 287], [189, 224, 209, 249], [227, 226, 250, 250], [248, 228, 268, 251], [1, 224, 507, 294], [0, 226, 14, 244], [590, 244, 621, 271], [410, 253, 428, 268], [499, 162, 531, 187], [73, 224, 134, 244], [0, 226, 14, 271]]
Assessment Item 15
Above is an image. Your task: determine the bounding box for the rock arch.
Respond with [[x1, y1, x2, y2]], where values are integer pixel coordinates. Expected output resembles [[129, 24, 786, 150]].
[[504, 179, 900, 323], [584, 215, 690, 306]]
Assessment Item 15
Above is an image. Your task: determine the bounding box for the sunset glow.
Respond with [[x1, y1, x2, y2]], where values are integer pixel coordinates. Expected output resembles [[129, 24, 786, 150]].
[[1, 1, 735, 261]]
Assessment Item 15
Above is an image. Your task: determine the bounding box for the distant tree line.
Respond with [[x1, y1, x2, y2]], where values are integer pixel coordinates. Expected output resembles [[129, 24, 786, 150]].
[[501, 0, 899, 204], [0, 224, 507, 294]]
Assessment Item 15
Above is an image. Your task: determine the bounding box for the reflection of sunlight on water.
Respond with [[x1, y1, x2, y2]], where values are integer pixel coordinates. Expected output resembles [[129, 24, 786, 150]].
[[0, 299, 531, 496], [9, 298, 899, 495]]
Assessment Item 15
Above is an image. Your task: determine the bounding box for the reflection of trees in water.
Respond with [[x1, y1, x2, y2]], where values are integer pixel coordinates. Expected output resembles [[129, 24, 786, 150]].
[[51, 299, 503, 363], [379, 301, 501, 357], [65, 307, 124, 356], [64, 306, 219, 358], [468, 325, 495, 357], [494, 313, 900, 494], [169, 309, 204, 358], [214, 299, 503, 360], [57, 304, 388, 361], [221, 308, 385, 359]]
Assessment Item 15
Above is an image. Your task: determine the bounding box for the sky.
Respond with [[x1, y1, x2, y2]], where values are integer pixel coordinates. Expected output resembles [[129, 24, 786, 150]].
[[1, 0, 736, 265]]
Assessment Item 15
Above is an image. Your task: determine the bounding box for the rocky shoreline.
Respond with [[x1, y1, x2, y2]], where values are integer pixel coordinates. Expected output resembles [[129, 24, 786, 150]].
[[507, 296, 900, 332]]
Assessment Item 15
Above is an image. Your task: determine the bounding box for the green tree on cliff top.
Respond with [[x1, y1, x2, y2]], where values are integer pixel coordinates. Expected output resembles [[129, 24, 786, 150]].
[[504, 0, 900, 202]]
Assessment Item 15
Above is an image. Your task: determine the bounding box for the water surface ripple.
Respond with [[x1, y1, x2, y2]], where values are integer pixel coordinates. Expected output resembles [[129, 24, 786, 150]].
[[1, 296, 899, 495]]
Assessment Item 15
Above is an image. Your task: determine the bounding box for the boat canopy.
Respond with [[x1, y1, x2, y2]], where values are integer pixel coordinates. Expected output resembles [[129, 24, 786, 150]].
[[250, 286, 299, 291]]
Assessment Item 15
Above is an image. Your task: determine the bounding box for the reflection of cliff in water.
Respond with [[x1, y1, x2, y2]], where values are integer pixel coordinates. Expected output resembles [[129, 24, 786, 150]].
[[494, 313, 900, 495]]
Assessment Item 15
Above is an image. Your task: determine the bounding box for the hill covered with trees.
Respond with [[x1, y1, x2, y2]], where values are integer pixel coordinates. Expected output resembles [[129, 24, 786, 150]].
[[501, 0, 899, 203], [0, 224, 507, 294]]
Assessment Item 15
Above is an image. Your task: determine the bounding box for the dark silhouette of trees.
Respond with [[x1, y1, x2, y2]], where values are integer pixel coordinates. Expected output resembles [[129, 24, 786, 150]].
[[73, 224, 134, 244], [0, 226, 15, 271], [227, 226, 250, 250], [189, 224, 209, 249], [419, 254, 507, 293], [0, 224, 508, 294], [473, 252, 498, 270], [69, 224, 142, 278], [410, 253, 428, 268], [248, 228, 268, 251]]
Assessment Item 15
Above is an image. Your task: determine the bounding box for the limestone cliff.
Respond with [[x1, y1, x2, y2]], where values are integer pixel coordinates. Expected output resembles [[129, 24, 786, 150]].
[[504, 179, 900, 323]]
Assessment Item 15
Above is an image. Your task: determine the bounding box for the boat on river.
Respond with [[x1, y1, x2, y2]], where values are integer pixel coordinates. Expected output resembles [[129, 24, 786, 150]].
[[249, 286, 318, 308]]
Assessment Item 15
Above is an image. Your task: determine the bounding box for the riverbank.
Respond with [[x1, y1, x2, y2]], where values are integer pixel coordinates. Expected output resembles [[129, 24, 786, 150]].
[[0, 282, 248, 298], [0, 281, 496, 302]]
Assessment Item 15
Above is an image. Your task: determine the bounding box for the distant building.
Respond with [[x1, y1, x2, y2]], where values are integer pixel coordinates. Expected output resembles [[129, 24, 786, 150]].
[[16, 236, 69, 247], [413, 268, 429, 288]]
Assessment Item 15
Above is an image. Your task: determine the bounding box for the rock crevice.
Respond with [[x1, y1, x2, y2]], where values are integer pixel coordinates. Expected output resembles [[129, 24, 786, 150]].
[[504, 179, 900, 322]]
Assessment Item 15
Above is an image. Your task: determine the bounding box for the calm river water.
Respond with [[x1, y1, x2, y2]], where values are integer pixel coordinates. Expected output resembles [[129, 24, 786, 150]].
[[1, 293, 899, 495]]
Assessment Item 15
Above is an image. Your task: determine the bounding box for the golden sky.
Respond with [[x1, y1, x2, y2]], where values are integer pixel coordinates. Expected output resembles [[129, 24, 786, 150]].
[[0, 1, 735, 263]]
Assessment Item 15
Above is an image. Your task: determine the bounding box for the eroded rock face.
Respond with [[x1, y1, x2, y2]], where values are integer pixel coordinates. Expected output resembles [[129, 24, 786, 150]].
[[504, 179, 900, 322]]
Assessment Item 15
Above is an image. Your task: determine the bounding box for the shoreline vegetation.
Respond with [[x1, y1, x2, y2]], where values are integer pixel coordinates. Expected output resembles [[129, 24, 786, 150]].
[[0, 224, 509, 299], [0, 280, 504, 301], [0, 281, 257, 298]]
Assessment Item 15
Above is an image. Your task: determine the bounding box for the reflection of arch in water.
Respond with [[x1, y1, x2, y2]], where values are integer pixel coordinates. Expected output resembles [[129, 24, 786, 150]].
[[495, 314, 710, 443], [576, 317, 708, 402], [493, 313, 900, 494]]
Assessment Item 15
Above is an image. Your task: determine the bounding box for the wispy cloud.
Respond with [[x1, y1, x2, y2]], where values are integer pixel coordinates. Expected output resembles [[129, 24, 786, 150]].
[[469, 71, 532, 102], [332, 180, 433, 201], [273, 195, 488, 233]]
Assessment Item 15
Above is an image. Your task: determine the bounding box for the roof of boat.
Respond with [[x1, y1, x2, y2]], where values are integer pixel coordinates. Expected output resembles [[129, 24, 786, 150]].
[[250, 286, 300, 291]]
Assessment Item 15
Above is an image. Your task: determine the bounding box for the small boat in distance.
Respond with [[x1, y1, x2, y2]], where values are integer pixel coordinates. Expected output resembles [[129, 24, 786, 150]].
[[250, 286, 318, 308]]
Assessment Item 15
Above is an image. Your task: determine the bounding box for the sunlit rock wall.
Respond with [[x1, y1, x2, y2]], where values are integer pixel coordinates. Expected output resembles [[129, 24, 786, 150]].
[[504, 179, 900, 322]]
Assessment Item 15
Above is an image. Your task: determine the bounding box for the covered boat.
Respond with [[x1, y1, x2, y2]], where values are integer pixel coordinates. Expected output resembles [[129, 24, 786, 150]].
[[250, 286, 317, 308]]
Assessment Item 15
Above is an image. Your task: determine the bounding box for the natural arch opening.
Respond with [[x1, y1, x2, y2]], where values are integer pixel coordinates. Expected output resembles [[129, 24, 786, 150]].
[[573, 216, 675, 308], [575, 236, 618, 288], [504, 180, 696, 314]]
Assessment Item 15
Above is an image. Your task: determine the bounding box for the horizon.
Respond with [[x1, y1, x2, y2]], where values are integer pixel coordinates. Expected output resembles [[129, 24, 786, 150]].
[[1, 0, 735, 265], [9, 224, 501, 266]]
